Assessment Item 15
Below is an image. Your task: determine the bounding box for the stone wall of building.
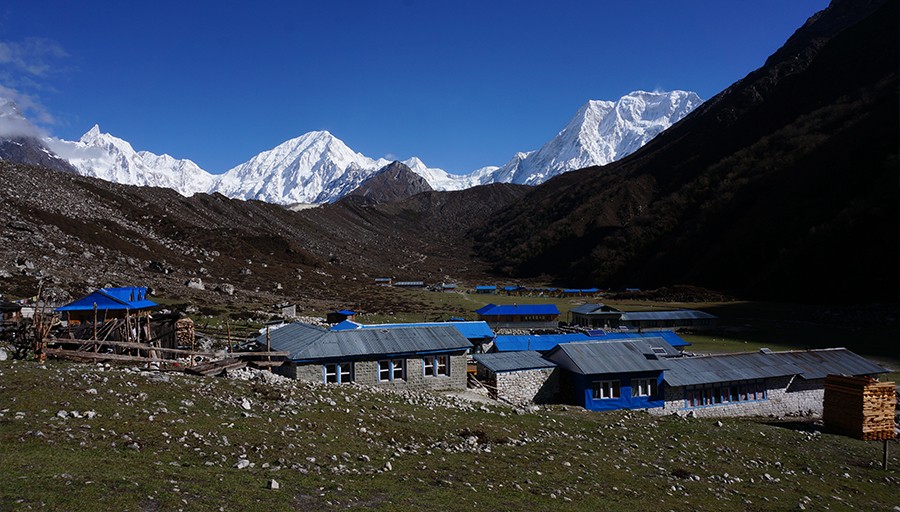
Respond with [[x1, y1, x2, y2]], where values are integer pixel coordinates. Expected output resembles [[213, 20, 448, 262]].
[[652, 376, 824, 418], [283, 352, 467, 391], [493, 368, 560, 405]]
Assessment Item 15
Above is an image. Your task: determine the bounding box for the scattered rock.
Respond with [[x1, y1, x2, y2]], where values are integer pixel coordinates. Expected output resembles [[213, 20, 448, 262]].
[[268, 479, 280, 490]]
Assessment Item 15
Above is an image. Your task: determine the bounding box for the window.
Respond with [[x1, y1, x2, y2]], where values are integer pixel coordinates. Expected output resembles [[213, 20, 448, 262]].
[[378, 359, 405, 382], [592, 380, 620, 400], [324, 362, 353, 384], [684, 380, 766, 408], [632, 378, 657, 397], [424, 355, 450, 377]]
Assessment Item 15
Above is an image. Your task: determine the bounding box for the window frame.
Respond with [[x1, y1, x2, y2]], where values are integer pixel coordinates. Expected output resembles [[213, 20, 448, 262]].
[[591, 380, 621, 400], [423, 355, 450, 378], [323, 362, 354, 384], [378, 359, 406, 382], [632, 377, 658, 397]]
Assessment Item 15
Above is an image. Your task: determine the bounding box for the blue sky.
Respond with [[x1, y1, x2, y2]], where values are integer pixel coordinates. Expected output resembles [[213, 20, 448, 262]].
[[1, 1, 830, 174]]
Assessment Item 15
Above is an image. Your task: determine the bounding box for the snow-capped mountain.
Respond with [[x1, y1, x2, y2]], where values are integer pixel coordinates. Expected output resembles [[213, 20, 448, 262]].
[[479, 90, 703, 185], [3, 90, 702, 204], [45, 125, 215, 196]]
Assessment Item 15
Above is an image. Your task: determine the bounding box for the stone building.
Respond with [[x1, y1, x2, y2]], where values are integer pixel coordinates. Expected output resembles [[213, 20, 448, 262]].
[[259, 323, 471, 391], [473, 351, 559, 405]]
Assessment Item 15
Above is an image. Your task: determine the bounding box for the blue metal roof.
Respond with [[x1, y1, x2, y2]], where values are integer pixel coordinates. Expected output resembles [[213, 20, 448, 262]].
[[475, 286, 497, 291], [493, 333, 590, 352], [56, 287, 157, 312], [476, 304, 560, 316], [474, 351, 557, 373], [588, 330, 690, 347], [335, 309, 356, 316], [331, 320, 494, 341], [260, 323, 472, 361], [503, 286, 522, 291]]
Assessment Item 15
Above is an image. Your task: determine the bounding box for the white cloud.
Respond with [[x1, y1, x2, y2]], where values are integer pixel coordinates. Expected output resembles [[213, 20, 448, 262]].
[[0, 37, 68, 135]]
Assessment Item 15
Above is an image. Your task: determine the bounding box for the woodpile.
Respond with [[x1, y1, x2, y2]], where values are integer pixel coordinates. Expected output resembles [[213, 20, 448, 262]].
[[175, 317, 195, 347], [823, 375, 896, 441]]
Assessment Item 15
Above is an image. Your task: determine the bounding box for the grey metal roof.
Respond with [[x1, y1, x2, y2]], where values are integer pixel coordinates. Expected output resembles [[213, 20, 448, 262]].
[[772, 348, 889, 380], [570, 303, 621, 315], [473, 351, 557, 373], [546, 340, 670, 375], [257, 323, 471, 361], [620, 310, 716, 321], [663, 352, 804, 387], [587, 336, 681, 356]]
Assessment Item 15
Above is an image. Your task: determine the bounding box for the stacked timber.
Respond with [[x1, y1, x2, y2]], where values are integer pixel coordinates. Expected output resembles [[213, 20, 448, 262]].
[[175, 318, 195, 348], [823, 375, 896, 441]]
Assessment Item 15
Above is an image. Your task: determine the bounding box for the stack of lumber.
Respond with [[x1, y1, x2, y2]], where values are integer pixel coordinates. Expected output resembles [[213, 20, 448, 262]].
[[175, 318, 195, 347], [823, 375, 896, 441]]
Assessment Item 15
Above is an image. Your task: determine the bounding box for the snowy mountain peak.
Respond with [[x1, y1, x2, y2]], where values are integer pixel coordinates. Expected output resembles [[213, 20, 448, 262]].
[[479, 89, 703, 185], [6, 89, 701, 205], [46, 124, 215, 196]]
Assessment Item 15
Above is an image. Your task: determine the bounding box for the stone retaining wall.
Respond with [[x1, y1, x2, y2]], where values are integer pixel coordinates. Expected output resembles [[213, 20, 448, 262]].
[[489, 368, 559, 405]]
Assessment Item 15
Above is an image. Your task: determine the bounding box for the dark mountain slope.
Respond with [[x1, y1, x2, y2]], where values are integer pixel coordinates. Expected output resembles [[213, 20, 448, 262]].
[[474, 0, 898, 302], [343, 161, 433, 204], [0, 158, 527, 306], [0, 136, 78, 174]]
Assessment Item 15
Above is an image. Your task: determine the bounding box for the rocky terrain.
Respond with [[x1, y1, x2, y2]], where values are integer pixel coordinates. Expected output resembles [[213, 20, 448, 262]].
[[0, 159, 528, 312], [0, 359, 896, 510]]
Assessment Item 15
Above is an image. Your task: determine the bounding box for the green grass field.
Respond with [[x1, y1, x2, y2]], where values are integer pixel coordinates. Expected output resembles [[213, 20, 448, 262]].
[[1, 359, 897, 511]]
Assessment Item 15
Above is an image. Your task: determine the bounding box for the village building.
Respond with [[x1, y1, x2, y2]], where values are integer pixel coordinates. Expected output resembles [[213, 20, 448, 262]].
[[472, 340, 888, 417], [544, 339, 678, 411], [568, 303, 623, 328], [475, 303, 560, 330], [0, 300, 23, 325], [491, 333, 591, 352], [55, 286, 157, 323], [490, 330, 690, 353], [393, 281, 426, 288], [474, 285, 497, 294], [326, 309, 356, 324], [569, 304, 717, 330], [331, 320, 495, 348], [261, 323, 472, 391], [655, 348, 888, 418], [374, 277, 392, 286], [473, 351, 559, 405]]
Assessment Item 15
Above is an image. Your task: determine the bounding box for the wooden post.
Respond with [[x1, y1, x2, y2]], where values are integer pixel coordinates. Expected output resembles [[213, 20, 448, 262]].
[[266, 326, 272, 372], [92, 303, 98, 341], [884, 440, 890, 470], [226, 319, 233, 353]]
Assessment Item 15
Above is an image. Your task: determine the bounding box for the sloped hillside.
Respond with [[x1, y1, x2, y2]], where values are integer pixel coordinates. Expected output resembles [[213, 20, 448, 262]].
[[474, 0, 898, 302], [0, 159, 526, 307]]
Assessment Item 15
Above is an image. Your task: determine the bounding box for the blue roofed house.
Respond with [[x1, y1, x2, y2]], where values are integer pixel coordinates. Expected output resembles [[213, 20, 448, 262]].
[[326, 309, 357, 324], [588, 330, 691, 349], [491, 333, 591, 352], [260, 323, 472, 391], [475, 303, 560, 329], [56, 286, 157, 323]]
